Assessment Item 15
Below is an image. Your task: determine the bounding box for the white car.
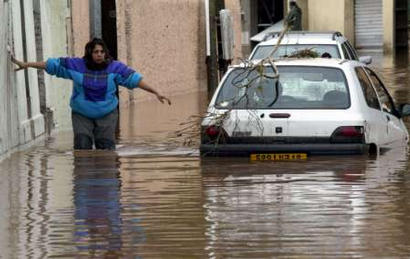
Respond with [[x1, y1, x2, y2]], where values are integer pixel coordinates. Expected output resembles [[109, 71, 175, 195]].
[[200, 59, 410, 158], [250, 31, 372, 65]]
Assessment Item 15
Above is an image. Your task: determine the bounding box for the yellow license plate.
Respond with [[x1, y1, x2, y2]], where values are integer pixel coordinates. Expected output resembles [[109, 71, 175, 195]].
[[250, 153, 307, 161]]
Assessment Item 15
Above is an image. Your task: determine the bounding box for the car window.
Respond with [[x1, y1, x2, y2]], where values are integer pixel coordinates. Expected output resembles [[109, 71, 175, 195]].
[[215, 66, 350, 109], [341, 43, 352, 60], [364, 68, 398, 116], [355, 67, 380, 110], [250, 45, 341, 60], [345, 41, 359, 60]]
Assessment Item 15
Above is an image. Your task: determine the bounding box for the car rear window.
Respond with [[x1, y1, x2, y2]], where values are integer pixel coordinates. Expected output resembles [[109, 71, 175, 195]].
[[215, 66, 350, 109], [250, 44, 341, 60]]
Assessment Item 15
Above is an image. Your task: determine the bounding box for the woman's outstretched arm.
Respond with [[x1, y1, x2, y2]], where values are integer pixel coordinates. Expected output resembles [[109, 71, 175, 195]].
[[138, 80, 171, 105], [10, 55, 46, 71]]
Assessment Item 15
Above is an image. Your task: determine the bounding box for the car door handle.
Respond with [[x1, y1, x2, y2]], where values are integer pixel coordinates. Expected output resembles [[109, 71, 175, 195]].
[[269, 113, 290, 118], [386, 115, 390, 121]]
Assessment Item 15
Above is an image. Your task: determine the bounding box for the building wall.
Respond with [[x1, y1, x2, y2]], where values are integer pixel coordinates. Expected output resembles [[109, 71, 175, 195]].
[[116, 0, 206, 105], [116, 0, 242, 105], [71, 0, 90, 56], [240, 0, 252, 56], [0, 0, 15, 160], [40, 0, 90, 131], [39, 0, 74, 131], [306, 0, 354, 43], [0, 0, 45, 161], [225, 0, 243, 61], [0, 0, 90, 161], [307, 0, 345, 31], [296, 0, 309, 31], [0, 1, 12, 254], [383, 0, 394, 54], [300, 0, 395, 52], [344, 0, 354, 45]]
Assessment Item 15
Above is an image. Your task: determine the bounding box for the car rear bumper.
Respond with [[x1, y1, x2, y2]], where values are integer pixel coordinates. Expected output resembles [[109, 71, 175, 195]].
[[200, 143, 369, 156]]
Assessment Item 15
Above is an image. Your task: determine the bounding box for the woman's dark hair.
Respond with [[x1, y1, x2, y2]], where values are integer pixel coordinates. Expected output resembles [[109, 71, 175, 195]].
[[83, 38, 113, 70]]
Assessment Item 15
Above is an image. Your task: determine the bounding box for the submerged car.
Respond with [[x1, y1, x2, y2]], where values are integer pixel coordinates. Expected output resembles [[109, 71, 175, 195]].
[[200, 59, 410, 158], [249, 31, 372, 65]]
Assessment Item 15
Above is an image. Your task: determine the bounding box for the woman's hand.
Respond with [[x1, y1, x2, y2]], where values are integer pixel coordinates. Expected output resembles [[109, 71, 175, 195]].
[[9, 54, 46, 70], [156, 94, 172, 105], [137, 80, 171, 105], [10, 55, 28, 71]]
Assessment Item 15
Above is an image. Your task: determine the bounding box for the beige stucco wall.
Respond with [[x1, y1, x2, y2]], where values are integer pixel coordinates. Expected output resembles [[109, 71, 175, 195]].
[[117, 1, 207, 105], [116, 0, 242, 105], [71, 0, 90, 56], [300, 0, 354, 44], [308, 0, 345, 32], [344, 0, 355, 45], [383, 0, 394, 54], [304, 0, 393, 52]]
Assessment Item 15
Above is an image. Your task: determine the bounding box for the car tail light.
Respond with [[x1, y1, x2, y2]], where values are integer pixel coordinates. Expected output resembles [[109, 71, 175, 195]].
[[330, 126, 364, 143], [205, 125, 220, 137], [201, 125, 227, 144]]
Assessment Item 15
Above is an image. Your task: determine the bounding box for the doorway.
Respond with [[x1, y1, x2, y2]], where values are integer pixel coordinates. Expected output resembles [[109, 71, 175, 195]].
[[101, 0, 117, 59], [256, 0, 284, 33]]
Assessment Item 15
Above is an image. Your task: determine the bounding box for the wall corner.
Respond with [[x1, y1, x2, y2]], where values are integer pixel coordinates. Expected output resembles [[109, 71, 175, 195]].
[[383, 0, 395, 54], [344, 0, 355, 45]]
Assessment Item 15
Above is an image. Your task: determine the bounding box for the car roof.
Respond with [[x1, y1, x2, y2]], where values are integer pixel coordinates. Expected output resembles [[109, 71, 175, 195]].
[[232, 58, 361, 69], [258, 31, 345, 46]]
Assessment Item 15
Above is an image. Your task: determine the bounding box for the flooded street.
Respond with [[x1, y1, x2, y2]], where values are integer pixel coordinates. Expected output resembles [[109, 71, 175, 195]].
[[1, 52, 410, 258]]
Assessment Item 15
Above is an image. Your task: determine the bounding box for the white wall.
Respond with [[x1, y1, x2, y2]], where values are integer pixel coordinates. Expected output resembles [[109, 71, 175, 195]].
[[0, 2, 12, 255], [23, 0, 45, 138], [39, 0, 73, 131], [0, 0, 42, 160], [0, 0, 74, 161]]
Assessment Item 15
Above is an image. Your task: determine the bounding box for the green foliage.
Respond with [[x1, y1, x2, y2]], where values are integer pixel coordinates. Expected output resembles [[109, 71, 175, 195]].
[[288, 48, 320, 58]]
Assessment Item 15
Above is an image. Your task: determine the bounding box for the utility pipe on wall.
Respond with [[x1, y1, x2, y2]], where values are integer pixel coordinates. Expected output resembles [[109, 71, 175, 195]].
[[205, 0, 210, 56]]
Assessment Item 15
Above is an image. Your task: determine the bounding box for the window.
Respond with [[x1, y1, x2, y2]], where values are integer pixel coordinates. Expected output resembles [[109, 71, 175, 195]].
[[345, 41, 359, 60], [215, 66, 350, 109], [341, 43, 351, 60], [250, 45, 341, 60], [355, 67, 380, 110], [341, 42, 358, 60], [364, 68, 398, 116]]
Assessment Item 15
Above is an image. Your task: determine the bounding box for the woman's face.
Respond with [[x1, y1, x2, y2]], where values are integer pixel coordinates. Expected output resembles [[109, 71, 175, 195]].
[[92, 44, 105, 64]]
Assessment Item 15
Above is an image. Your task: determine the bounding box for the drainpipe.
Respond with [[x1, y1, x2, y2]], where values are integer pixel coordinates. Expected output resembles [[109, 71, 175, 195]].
[[206, 0, 218, 98], [205, 0, 210, 56], [89, 0, 101, 38]]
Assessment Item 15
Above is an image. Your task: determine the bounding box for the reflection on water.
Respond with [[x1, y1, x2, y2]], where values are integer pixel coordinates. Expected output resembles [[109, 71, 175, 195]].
[[73, 152, 123, 257], [201, 148, 410, 258], [1, 54, 410, 257]]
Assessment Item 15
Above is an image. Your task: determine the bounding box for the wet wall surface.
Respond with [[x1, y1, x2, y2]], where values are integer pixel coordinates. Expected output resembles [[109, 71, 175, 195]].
[[1, 52, 410, 258]]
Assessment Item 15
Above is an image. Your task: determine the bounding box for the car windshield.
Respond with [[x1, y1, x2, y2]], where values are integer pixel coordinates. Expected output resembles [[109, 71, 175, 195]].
[[215, 66, 349, 109], [250, 45, 341, 60]]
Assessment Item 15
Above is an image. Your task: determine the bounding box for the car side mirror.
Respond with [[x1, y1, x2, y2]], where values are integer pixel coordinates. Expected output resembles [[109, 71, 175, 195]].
[[359, 56, 372, 65], [399, 104, 410, 117]]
